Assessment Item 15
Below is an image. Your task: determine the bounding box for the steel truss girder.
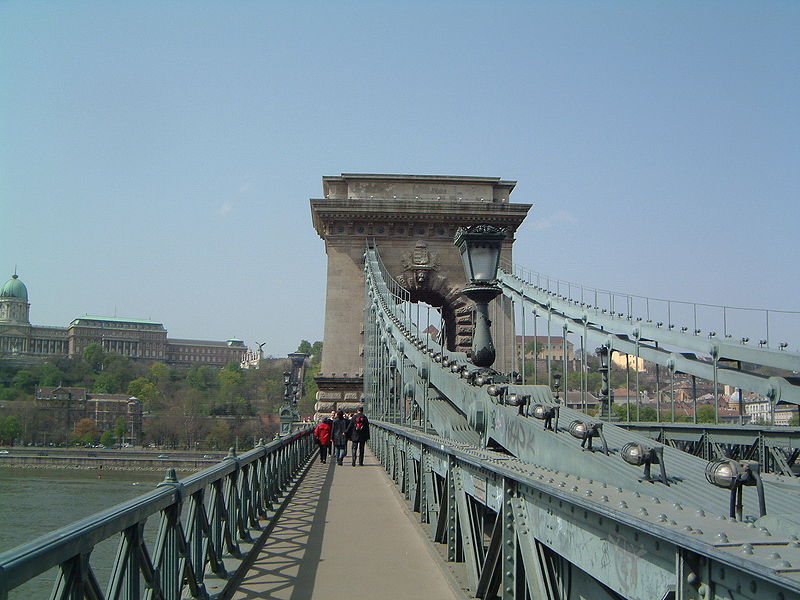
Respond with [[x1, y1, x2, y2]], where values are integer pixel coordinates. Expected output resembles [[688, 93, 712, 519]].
[[363, 248, 800, 525], [372, 422, 800, 600]]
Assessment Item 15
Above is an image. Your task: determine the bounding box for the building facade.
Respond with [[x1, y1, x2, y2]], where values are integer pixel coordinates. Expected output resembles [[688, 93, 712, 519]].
[[515, 335, 575, 361], [34, 386, 144, 444], [1, 274, 248, 368]]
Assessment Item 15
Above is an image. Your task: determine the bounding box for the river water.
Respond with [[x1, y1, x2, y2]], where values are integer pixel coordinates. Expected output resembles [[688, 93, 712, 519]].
[[0, 467, 165, 599]]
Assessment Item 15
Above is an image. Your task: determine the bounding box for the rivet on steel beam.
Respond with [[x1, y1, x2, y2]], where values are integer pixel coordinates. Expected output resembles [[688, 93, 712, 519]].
[[760, 528, 772, 536], [658, 514, 668, 522], [741, 544, 754, 555], [717, 533, 729, 543], [652, 497, 661, 504], [572, 486, 579, 492], [633, 491, 640, 498], [769, 552, 783, 560], [696, 509, 705, 517], [673, 503, 683, 510], [638, 508, 649, 516], [683, 525, 694, 532], [619, 501, 628, 509], [601, 495, 609, 502], [693, 529, 704, 535]]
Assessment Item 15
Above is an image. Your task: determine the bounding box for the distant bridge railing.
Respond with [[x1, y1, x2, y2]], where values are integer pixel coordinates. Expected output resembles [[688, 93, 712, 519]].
[[501, 259, 800, 352], [0, 430, 314, 600]]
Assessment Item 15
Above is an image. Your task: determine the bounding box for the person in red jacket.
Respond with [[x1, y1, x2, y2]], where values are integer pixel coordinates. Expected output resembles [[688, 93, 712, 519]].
[[313, 417, 332, 464]]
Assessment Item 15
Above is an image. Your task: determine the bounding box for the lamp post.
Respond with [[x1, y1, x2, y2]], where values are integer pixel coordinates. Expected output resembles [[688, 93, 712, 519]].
[[279, 353, 308, 436], [279, 370, 294, 436], [454, 225, 507, 368], [127, 397, 139, 448], [596, 346, 613, 420]]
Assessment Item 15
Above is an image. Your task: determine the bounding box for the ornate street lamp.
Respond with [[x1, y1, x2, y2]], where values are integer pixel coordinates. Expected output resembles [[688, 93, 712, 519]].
[[552, 372, 562, 403], [279, 352, 308, 436], [596, 346, 613, 419], [454, 225, 508, 368]]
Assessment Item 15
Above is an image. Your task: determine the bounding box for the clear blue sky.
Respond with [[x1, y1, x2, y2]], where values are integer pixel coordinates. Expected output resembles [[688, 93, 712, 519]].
[[2, 1, 799, 356]]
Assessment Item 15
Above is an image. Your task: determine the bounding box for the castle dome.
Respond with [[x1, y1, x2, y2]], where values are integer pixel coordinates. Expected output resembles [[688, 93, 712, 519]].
[[1, 274, 28, 301]]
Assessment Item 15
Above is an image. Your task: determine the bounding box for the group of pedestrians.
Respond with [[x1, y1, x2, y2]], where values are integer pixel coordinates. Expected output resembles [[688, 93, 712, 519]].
[[313, 406, 370, 466]]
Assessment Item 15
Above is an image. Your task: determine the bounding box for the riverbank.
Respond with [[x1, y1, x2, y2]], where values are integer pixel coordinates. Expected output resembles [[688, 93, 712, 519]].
[[0, 447, 226, 472]]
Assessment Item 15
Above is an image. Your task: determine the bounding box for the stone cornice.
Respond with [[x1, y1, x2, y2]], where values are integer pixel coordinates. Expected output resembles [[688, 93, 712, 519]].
[[324, 173, 516, 187], [310, 198, 531, 239]]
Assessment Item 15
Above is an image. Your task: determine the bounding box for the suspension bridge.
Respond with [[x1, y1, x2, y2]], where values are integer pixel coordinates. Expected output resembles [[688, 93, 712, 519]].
[[1, 174, 799, 600]]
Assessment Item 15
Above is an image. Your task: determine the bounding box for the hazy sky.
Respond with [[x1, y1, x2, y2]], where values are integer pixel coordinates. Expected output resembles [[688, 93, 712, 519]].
[[2, 1, 798, 356]]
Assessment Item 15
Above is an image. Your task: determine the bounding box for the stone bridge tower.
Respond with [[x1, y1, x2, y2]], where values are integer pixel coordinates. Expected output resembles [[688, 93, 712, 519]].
[[310, 174, 531, 409]]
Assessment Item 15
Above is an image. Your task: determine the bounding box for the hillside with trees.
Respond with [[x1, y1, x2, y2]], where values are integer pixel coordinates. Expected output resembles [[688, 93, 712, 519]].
[[0, 340, 323, 449]]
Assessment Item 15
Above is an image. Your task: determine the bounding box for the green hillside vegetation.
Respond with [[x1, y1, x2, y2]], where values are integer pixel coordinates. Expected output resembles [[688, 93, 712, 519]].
[[0, 340, 322, 448]]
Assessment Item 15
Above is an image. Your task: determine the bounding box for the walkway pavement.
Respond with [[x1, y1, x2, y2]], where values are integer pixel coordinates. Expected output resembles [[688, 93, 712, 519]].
[[230, 447, 462, 600]]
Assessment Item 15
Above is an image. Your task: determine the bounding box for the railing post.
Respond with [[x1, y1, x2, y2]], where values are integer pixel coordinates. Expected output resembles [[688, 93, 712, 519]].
[[419, 445, 429, 524], [446, 456, 458, 563]]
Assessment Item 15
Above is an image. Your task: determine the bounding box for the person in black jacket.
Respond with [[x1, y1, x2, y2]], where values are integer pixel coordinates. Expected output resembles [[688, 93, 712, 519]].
[[331, 410, 349, 466], [346, 406, 370, 466]]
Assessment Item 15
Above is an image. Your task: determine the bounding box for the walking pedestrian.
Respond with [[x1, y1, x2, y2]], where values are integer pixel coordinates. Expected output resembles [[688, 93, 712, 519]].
[[313, 417, 332, 464], [346, 406, 370, 466], [331, 409, 349, 465]]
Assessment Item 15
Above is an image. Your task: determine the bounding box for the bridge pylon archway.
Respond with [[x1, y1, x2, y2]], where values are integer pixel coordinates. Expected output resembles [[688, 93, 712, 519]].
[[310, 174, 531, 415]]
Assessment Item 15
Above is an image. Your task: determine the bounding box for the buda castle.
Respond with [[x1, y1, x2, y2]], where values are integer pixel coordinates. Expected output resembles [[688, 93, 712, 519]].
[[0, 273, 248, 368]]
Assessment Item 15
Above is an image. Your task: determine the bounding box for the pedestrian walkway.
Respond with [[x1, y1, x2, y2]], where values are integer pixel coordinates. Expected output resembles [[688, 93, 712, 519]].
[[230, 447, 462, 600]]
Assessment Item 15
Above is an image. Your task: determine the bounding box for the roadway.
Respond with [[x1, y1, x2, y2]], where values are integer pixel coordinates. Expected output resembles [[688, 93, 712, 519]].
[[229, 447, 464, 600]]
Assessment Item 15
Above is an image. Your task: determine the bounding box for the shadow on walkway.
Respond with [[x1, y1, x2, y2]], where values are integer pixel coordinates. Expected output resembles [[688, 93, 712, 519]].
[[231, 448, 461, 600], [232, 458, 334, 599]]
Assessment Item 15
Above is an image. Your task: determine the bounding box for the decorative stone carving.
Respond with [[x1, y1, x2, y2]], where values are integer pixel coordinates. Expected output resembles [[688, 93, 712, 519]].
[[397, 241, 441, 291]]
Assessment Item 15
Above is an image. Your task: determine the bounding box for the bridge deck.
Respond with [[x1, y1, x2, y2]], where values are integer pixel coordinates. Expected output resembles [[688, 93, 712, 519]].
[[230, 448, 462, 600]]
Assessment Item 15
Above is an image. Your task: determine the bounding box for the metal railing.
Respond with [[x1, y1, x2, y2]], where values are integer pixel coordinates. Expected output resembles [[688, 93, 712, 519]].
[[501, 258, 800, 352], [0, 429, 315, 600], [371, 421, 800, 600]]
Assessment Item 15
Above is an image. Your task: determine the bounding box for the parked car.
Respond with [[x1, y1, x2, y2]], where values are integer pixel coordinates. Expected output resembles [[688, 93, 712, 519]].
[[157, 454, 169, 459]]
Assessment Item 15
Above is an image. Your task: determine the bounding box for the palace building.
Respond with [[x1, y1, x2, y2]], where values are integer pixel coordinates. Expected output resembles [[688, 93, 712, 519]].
[[0, 273, 248, 368]]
